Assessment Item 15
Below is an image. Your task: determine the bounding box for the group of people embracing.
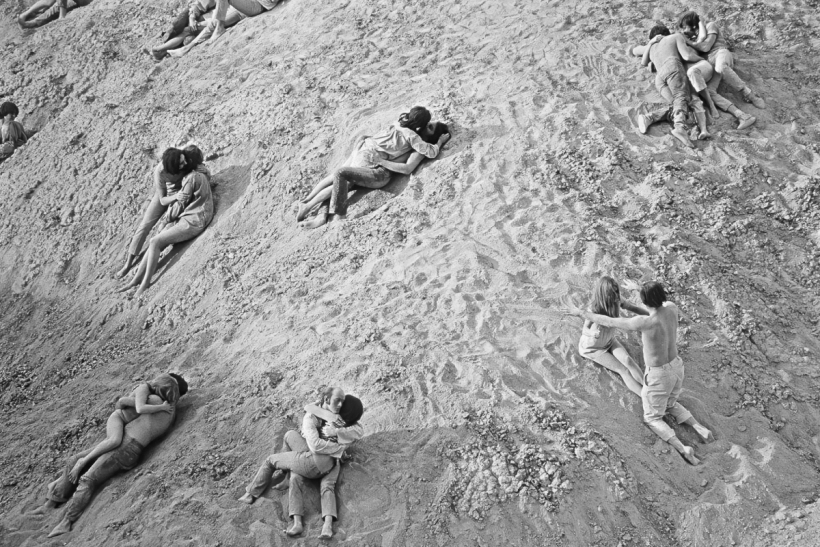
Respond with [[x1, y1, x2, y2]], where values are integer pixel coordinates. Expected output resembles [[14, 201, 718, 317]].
[[31, 374, 365, 540], [629, 10, 764, 147]]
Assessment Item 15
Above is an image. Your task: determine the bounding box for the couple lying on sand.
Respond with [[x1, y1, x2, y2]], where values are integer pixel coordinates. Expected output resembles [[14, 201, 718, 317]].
[[630, 11, 764, 147], [31, 373, 188, 537], [562, 279, 714, 465], [295, 106, 451, 229], [238, 387, 364, 539]]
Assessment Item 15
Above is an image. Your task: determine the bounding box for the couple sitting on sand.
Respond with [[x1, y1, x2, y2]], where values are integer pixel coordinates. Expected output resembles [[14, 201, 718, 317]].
[[629, 11, 764, 147], [562, 278, 714, 465], [1, 102, 30, 162], [239, 387, 364, 539], [32, 373, 188, 537], [115, 145, 214, 297], [295, 106, 451, 229]]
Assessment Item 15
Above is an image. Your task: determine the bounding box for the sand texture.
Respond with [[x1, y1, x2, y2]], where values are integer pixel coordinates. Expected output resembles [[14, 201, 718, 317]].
[[1, 0, 820, 545]]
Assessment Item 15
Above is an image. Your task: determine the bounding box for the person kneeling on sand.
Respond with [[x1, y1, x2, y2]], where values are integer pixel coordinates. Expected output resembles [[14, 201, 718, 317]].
[[31, 373, 188, 537], [238, 388, 364, 539], [116, 145, 213, 297], [636, 24, 709, 146], [578, 276, 645, 397], [563, 281, 713, 465], [295, 107, 450, 229], [0, 102, 30, 161]]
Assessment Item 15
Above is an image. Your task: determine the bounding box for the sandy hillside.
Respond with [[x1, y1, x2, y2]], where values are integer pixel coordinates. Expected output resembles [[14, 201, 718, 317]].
[[1, 0, 820, 545]]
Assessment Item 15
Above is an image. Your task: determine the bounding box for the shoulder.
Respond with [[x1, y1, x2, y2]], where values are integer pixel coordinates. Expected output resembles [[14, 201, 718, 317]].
[[706, 21, 719, 34]]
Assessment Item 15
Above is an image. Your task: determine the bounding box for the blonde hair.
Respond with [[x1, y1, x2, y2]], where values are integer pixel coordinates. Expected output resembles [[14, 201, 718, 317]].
[[590, 276, 620, 318]]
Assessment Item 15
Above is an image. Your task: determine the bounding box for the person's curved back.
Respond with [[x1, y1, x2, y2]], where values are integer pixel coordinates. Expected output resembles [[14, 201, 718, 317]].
[[398, 106, 431, 136]]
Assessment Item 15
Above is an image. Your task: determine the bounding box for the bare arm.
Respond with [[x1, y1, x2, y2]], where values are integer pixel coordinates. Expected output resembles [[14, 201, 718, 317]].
[[133, 383, 173, 414], [641, 40, 658, 67], [153, 163, 168, 199], [377, 151, 426, 175], [621, 300, 650, 316], [675, 34, 701, 62], [630, 44, 647, 57], [687, 28, 716, 53], [561, 297, 650, 332]]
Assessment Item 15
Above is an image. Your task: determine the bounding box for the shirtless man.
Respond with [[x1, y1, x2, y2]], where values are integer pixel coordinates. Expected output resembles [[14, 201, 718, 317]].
[[31, 373, 188, 536], [562, 281, 713, 465], [637, 25, 709, 146]]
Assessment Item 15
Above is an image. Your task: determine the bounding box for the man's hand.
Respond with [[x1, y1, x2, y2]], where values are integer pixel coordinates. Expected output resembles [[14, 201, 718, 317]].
[[332, 417, 346, 428], [159, 402, 175, 414], [559, 296, 584, 318], [648, 34, 663, 46], [437, 133, 451, 147]]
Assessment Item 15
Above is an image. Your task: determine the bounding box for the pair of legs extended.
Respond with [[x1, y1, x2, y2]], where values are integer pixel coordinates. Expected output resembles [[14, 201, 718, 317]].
[[116, 217, 204, 296], [709, 49, 766, 110], [642, 357, 713, 465], [206, 0, 265, 43], [160, 7, 245, 59], [296, 165, 390, 229], [239, 430, 339, 539], [18, 0, 66, 28], [584, 338, 644, 397], [687, 59, 756, 130]]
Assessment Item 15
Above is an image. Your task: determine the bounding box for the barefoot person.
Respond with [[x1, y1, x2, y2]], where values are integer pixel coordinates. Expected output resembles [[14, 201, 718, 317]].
[[115, 148, 191, 278], [678, 11, 766, 110], [637, 25, 708, 146], [563, 281, 713, 465], [296, 107, 450, 229], [0, 102, 30, 162], [66, 374, 185, 483], [116, 145, 213, 297], [238, 388, 364, 539], [17, 0, 91, 28], [32, 373, 188, 537], [205, 0, 279, 44], [158, 0, 245, 59], [578, 276, 645, 397]]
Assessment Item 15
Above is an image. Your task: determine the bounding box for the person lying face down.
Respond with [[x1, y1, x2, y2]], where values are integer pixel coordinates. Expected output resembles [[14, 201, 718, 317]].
[[295, 106, 452, 229], [0, 102, 29, 160], [31, 373, 189, 537]]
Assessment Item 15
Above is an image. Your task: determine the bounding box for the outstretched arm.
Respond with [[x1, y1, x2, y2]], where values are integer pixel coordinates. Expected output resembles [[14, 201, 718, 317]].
[[621, 300, 650, 316], [561, 297, 650, 332]]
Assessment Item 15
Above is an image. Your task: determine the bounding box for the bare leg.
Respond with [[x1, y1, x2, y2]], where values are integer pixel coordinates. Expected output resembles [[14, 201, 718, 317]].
[[697, 89, 718, 121], [69, 413, 125, 483], [591, 350, 643, 397], [668, 436, 700, 465], [115, 253, 141, 279], [29, 499, 59, 516], [18, 0, 55, 25], [319, 515, 333, 539], [300, 213, 330, 229], [287, 515, 304, 536], [48, 517, 72, 537], [297, 186, 332, 221], [693, 110, 711, 140], [169, 10, 240, 57], [301, 175, 335, 204], [115, 260, 147, 293], [135, 234, 169, 297], [207, 0, 230, 44]]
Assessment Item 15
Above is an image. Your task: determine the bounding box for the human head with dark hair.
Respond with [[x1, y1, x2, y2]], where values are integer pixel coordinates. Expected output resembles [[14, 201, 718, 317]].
[[677, 11, 700, 39], [161, 147, 187, 175], [421, 122, 450, 144], [169, 373, 188, 396], [398, 106, 432, 135], [590, 276, 620, 318], [0, 102, 19, 120], [183, 144, 204, 170], [649, 24, 671, 40], [339, 395, 364, 426], [640, 281, 668, 309]]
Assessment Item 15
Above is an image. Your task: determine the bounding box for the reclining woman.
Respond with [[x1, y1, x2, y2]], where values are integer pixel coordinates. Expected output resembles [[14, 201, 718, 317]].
[[67, 374, 188, 483], [150, 0, 245, 59], [1, 102, 30, 162], [116, 145, 213, 297], [578, 276, 646, 397], [296, 106, 450, 229], [239, 387, 364, 539]]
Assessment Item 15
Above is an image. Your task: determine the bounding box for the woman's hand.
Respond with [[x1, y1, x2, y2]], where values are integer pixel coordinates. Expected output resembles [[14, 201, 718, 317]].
[[159, 402, 175, 414], [621, 279, 641, 292], [322, 424, 339, 437], [332, 417, 346, 428], [437, 133, 451, 147], [559, 296, 584, 318]]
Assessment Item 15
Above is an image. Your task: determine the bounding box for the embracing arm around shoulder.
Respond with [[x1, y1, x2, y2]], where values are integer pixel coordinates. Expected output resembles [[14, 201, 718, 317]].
[[378, 151, 426, 175], [302, 412, 344, 455], [335, 422, 364, 445], [133, 383, 173, 414], [674, 34, 701, 62], [407, 131, 440, 159]]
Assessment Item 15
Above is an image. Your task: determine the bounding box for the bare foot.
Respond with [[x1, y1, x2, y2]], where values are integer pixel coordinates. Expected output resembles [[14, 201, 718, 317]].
[[698, 130, 712, 141], [68, 458, 86, 484], [637, 114, 650, 134], [48, 517, 72, 537], [319, 519, 333, 539], [295, 202, 313, 221], [680, 446, 700, 465], [693, 424, 714, 443], [16, 14, 26, 28], [671, 126, 694, 148], [115, 283, 136, 293], [134, 285, 149, 298], [286, 518, 303, 537], [208, 21, 226, 44], [300, 215, 328, 230], [272, 477, 290, 491], [708, 107, 720, 119], [167, 47, 188, 58], [737, 115, 756, 130], [237, 493, 255, 504]]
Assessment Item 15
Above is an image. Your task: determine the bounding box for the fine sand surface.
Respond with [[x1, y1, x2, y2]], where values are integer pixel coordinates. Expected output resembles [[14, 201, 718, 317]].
[[1, 0, 820, 545]]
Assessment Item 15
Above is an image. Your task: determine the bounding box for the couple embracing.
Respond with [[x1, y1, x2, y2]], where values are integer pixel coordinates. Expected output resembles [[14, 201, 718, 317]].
[[239, 387, 364, 540]]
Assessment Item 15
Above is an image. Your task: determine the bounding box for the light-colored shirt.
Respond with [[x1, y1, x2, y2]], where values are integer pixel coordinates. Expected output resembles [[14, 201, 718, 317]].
[[361, 124, 439, 161], [705, 21, 729, 59], [178, 165, 213, 227], [301, 412, 364, 459]]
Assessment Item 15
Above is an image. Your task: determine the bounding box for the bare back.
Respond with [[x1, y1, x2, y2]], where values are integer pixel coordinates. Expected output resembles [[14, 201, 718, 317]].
[[640, 303, 679, 367], [649, 35, 683, 67]]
